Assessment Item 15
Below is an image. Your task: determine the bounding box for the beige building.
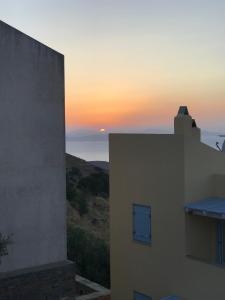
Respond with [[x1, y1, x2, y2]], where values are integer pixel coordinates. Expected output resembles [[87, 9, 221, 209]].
[[109, 106, 225, 300]]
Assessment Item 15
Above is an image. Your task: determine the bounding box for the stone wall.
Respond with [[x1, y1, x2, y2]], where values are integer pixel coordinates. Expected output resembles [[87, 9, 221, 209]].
[[75, 275, 110, 300], [0, 261, 76, 300]]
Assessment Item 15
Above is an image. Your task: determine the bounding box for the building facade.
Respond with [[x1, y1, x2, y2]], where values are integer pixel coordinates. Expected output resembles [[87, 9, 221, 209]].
[[0, 21, 75, 299], [110, 107, 225, 300]]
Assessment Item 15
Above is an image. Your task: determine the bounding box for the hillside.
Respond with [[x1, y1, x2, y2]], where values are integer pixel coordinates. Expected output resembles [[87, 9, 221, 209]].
[[66, 153, 105, 175], [89, 161, 109, 172], [66, 153, 110, 287], [66, 153, 109, 241]]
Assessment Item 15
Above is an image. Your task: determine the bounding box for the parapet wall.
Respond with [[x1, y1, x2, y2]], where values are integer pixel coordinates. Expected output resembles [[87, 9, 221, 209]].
[[0, 261, 76, 300]]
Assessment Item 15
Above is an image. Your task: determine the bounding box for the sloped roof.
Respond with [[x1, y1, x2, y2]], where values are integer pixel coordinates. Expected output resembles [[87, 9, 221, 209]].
[[185, 197, 225, 219]]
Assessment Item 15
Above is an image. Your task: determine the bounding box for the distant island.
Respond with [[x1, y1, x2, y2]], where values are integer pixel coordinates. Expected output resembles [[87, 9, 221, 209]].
[[88, 160, 109, 171]]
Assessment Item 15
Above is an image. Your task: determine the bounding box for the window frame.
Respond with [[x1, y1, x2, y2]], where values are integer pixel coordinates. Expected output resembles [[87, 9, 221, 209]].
[[132, 203, 152, 245]]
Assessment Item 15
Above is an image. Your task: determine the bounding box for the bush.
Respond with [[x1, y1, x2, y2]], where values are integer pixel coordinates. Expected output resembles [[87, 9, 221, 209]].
[[77, 172, 109, 198], [67, 167, 82, 180], [0, 233, 12, 263], [67, 186, 88, 216], [67, 226, 110, 288], [66, 181, 75, 202]]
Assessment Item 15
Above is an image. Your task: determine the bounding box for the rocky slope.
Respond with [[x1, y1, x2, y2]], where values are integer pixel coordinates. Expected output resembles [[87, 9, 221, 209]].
[[66, 153, 109, 242]]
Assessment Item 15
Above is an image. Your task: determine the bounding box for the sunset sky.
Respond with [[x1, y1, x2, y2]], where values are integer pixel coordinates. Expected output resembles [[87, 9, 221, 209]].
[[1, 0, 225, 135]]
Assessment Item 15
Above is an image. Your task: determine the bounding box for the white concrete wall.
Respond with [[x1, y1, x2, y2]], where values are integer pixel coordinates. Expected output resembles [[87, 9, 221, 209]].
[[0, 21, 66, 272]]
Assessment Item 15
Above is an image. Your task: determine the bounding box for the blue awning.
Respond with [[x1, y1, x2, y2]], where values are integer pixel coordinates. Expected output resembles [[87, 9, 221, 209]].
[[161, 296, 181, 300], [184, 197, 225, 219]]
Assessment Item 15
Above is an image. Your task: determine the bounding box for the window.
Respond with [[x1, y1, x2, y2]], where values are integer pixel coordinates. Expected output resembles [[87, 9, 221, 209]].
[[133, 204, 151, 244], [216, 220, 225, 264], [134, 291, 152, 300]]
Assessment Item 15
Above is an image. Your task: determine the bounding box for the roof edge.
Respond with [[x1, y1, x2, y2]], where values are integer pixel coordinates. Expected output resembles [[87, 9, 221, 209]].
[[0, 19, 64, 57]]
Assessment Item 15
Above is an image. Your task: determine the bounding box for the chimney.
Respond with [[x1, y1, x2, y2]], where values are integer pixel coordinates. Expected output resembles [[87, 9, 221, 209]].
[[174, 106, 200, 141]]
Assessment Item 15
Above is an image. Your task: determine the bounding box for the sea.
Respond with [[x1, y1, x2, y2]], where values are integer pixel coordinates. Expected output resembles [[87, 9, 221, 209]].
[[66, 132, 225, 162], [66, 140, 109, 162]]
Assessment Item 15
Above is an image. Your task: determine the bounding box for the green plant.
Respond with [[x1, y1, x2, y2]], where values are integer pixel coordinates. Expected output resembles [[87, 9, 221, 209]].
[[67, 186, 89, 216], [0, 233, 12, 263], [67, 226, 110, 288], [77, 172, 109, 197]]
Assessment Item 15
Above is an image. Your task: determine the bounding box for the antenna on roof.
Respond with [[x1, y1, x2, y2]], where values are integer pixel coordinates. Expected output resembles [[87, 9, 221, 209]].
[[216, 142, 222, 151], [216, 135, 225, 152]]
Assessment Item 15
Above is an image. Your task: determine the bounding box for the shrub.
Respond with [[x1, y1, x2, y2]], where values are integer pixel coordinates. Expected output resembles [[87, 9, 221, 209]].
[[66, 181, 75, 202], [67, 187, 88, 216], [0, 233, 12, 263], [67, 167, 82, 180], [67, 226, 110, 288], [77, 173, 109, 198]]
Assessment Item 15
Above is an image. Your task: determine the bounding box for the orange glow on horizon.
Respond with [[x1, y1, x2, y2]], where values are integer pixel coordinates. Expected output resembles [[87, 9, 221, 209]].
[[65, 90, 225, 130], [65, 69, 225, 130], [66, 94, 175, 128], [3, 2, 225, 133]]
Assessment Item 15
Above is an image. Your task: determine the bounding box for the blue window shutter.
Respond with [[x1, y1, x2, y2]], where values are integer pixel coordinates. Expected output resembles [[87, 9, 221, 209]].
[[133, 204, 151, 243], [222, 222, 225, 264], [134, 291, 152, 300], [216, 220, 223, 264]]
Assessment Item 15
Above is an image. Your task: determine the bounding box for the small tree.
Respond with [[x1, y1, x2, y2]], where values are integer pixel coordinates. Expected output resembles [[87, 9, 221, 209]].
[[0, 233, 12, 264]]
